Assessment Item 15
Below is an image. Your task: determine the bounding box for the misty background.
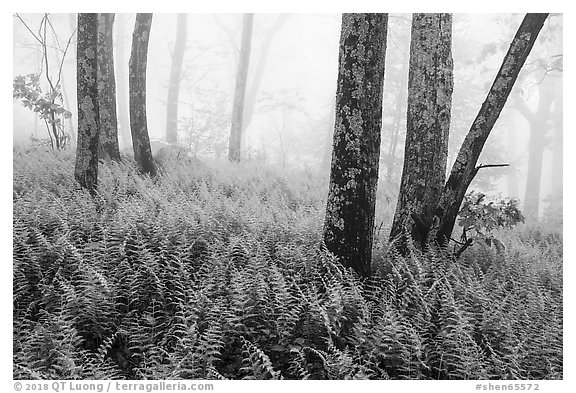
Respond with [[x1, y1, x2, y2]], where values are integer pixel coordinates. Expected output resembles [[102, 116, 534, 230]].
[[12, 13, 563, 218]]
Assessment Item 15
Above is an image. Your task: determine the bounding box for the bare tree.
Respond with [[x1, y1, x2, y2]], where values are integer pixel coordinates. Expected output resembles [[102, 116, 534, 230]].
[[14, 14, 75, 150], [129, 13, 157, 176], [228, 13, 254, 162], [323, 13, 388, 278], [75, 13, 99, 194], [513, 80, 556, 219], [242, 14, 289, 132], [166, 13, 188, 144]]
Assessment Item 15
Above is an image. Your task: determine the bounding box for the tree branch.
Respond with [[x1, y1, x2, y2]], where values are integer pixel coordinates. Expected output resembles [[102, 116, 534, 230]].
[[476, 163, 509, 170]]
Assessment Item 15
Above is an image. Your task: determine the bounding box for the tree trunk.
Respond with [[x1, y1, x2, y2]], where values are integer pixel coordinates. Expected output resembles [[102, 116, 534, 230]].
[[115, 13, 131, 149], [433, 13, 548, 245], [323, 13, 388, 278], [228, 13, 254, 162], [242, 14, 288, 133], [74, 13, 100, 195], [97, 13, 121, 161], [551, 85, 563, 197], [165, 13, 188, 144], [505, 126, 519, 198], [129, 13, 157, 177], [390, 13, 453, 254], [520, 82, 554, 220]]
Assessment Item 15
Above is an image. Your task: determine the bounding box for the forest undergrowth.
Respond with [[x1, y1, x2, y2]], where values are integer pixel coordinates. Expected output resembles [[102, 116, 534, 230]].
[[13, 150, 563, 380]]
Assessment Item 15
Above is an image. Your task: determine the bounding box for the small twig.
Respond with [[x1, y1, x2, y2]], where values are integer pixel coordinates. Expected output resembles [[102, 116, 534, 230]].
[[14, 14, 44, 46], [476, 163, 509, 170], [54, 27, 76, 88]]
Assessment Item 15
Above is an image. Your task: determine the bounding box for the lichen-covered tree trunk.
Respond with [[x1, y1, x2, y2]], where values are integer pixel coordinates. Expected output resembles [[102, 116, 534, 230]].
[[74, 13, 99, 195], [228, 13, 254, 162], [115, 14, 131, 149], [520, 82, 554, 220], [323, 13, 388, 278], [97, 13, 121, 161], [165, 13, 188, 144], [390, 14, 453, 253], [433, 13, 548, 245], [129, 13, 156, 177]]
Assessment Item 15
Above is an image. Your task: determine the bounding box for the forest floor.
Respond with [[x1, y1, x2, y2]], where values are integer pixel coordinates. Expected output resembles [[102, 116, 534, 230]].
[[13, 149, 562, 380]]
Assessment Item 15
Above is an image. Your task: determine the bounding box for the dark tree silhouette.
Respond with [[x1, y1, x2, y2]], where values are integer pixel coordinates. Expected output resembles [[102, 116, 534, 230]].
[[323, 13, 388, 278]]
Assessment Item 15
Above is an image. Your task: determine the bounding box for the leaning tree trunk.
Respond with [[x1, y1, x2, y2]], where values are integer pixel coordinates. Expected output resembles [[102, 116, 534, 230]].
[[129, 13, 156, 177], [97, 13, 121, 161], [228, 13, 254, 162], [75, 13, 100, 195], [165, 13, 188, 144], [323, 13, 388, 278], [390, 13, 453, 254], [433, 14, 548, 246]]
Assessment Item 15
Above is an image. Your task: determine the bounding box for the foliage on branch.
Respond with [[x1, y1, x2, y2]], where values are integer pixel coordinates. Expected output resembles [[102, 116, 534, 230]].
[[456, 191, 524, 253], [13, 73, 72, 125]]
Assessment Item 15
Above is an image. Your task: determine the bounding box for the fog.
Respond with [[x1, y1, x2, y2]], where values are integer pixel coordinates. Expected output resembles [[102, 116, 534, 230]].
[[12, 13, 563, 216]]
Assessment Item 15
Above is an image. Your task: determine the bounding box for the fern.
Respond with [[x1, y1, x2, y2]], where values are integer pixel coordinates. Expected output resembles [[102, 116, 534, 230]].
[[13, 150, 563, 380]]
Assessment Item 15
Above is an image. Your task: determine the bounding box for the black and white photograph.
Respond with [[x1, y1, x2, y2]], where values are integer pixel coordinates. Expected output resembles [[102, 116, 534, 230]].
[[9, 2, 568, 390]]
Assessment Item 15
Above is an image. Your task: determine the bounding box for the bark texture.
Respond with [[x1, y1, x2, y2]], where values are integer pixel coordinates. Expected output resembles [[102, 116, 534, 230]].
[[390, 13, 453, 252], [433, 13, 548, 245], [75, 13, 100, 194], [129, 13, 157, 177], [97, 13, 121, 161], [165, 13, 188, 144], [323, 13, 388, 278], [228, 13, 254, 162]]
